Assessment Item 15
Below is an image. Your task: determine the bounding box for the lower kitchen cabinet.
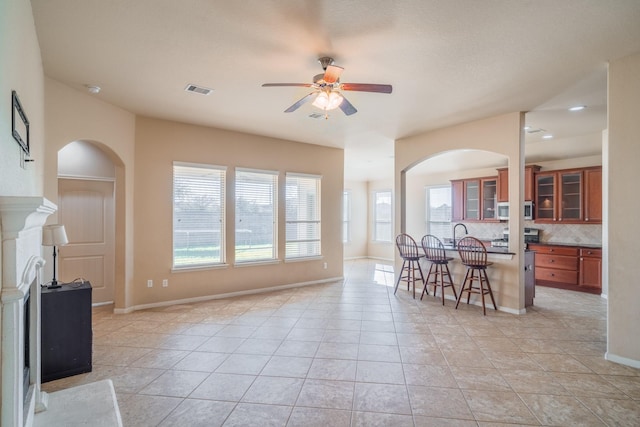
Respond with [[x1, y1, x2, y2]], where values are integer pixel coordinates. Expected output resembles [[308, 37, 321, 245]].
[[579, 248, 602, 290], [528, 244, 601, 294]]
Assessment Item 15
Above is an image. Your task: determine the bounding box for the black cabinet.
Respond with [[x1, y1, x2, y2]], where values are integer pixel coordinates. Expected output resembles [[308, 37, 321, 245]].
[[524, 250, 535, 307], [41, 282, 92, 382]]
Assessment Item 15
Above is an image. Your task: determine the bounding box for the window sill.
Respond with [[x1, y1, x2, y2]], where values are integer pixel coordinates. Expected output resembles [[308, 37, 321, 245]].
[[284, 256, 323, 263], [171, 263, 229, 273], [234, 259, 281, 268]]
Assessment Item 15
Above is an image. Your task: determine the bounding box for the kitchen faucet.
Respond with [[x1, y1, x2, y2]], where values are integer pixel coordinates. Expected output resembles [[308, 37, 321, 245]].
[[453, 223, 468, 248]]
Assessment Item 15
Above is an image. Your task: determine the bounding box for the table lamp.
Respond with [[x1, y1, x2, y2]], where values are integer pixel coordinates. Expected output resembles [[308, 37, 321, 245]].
[[42, 224, 69, 289]]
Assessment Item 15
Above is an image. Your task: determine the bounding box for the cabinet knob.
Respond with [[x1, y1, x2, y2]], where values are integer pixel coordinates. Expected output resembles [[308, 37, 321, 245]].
[[550, 259, 555, 263], [550, 273, 555, 277]]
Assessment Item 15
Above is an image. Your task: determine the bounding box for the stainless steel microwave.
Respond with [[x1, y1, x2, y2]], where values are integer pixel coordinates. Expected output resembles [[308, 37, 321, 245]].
[[497, 201, 533, 220]]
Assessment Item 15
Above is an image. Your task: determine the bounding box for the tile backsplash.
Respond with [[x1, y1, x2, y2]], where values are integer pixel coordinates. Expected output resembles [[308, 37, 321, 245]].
[[460, 221, 602, 246]]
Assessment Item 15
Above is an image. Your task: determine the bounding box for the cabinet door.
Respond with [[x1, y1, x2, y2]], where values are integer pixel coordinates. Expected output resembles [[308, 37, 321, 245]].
[[464, 180, 480, 220], [524, 165, 540, 201], [482, 178, 497, 220], [584, 168, 602, 223], [451, 180, 464, 221], [497, 169, 509, 202], [535, 173, 556, 221], [559, 171, 582, 221], [579, 256, 602, 289]]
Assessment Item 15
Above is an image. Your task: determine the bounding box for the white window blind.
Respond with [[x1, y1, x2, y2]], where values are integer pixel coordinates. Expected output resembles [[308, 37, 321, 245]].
[[173, 162, 226, 268], [426, 186, 452, 240], [235, 168, 278, 263], [286, 173, 321, 258], [343, 190, 351, 243], [373, 190, 392, 242]]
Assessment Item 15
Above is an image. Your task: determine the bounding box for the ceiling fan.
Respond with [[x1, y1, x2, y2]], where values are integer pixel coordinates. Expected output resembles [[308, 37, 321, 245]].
[[262, 57, 392, 116]]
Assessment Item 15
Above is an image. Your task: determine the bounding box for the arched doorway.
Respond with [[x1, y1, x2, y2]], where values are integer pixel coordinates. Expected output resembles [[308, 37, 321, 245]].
[[403, 149, 509, 239], [56, 140, 122, 305]]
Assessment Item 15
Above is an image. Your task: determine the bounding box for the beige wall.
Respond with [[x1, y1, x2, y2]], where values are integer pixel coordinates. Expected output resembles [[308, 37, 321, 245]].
[[133, 117, 344, 307], [607, 52, 640, 367], [0, 0, 44, 196], [43, 78, 136, 308], [396, 112, 527, 312], [344, 181, 368, 259]]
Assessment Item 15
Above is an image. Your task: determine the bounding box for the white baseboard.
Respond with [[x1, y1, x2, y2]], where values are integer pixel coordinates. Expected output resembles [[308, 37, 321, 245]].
[[113, 276, 344, 314], [605, 352, 640, 369]]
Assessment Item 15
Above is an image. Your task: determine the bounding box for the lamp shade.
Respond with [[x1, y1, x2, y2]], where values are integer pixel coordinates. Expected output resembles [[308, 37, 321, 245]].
[[312, 91, 344, 111], [42, 224, 69, 246]]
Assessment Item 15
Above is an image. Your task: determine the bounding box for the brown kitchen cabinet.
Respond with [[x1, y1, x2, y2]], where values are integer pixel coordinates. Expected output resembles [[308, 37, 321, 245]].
[[584, 167, 602, 223], [534, 166, 602, 224], [451, 177, 498, 222], [535, 169, 583, 223], [451, 180, 464, 221], [528, 243, 601, 294], [579, 248, 602, 291], [496, 165, 540, 203]]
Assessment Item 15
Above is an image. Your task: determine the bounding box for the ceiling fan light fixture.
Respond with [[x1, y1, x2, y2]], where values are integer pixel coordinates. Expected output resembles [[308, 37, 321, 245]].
[[312, 91, 343, 111]]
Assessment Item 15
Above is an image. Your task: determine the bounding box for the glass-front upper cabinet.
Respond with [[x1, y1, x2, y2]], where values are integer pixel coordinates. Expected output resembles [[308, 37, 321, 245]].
[[559, 171, 582, 221], [535, 170, 584, 222], [482, 178, 497, 220], [536, 173, 556, 221], [464, 180, 480, 220]]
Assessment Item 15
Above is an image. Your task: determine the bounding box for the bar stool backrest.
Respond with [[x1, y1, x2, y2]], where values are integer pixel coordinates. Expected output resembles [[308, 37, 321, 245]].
[[457, 236, 488, 267], [396, 233, 420, 260], [421, 234, 447, 262]]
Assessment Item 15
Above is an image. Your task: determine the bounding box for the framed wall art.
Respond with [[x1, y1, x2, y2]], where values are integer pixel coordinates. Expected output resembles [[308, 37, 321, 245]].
[[12, 90, 30, 155]]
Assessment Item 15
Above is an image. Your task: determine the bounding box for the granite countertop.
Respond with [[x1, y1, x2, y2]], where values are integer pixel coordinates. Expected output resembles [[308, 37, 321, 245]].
[[440, 244, 515, 255], [530, 242, 602, 249]]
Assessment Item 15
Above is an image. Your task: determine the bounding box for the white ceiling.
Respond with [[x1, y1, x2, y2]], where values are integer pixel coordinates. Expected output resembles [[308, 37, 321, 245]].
[[31, 1, 640, 181]]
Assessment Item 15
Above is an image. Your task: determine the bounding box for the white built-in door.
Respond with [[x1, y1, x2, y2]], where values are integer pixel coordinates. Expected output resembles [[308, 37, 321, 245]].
[[58, 178, 115, 304]]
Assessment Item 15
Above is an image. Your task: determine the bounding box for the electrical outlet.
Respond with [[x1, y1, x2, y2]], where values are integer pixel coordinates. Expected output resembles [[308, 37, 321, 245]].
[[323, 262, 328, 269], [162, 279, 168, 287], [147, 279, 153, 288]]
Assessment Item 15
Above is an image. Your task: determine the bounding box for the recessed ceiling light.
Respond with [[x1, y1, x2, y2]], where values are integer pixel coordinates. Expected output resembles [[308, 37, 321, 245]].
[[542, 134, 554, 139], [568, 105, 586, 111], [524, 126, 531, 130], [85, 85, 101, 94]]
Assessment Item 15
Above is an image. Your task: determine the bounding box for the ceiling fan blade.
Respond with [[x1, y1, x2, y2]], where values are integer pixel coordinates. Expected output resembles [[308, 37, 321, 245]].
[[339, 95, 357, 116], [284, 92, 317, 113], [341, 83, 393, 94], [323, 65, 343, 83], [262, 83, 313, 88]]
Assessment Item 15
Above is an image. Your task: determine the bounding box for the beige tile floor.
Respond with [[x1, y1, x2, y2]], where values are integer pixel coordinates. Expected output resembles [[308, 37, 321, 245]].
[[43, 259, 640, 426]]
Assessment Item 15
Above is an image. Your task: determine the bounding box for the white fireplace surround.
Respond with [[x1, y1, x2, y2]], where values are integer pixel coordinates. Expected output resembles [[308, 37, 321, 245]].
[[0, 197, 56, 427]]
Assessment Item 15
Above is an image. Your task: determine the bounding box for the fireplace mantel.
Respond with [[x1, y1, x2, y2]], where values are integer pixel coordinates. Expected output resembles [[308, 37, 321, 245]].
[[1, 196, 56, 427]]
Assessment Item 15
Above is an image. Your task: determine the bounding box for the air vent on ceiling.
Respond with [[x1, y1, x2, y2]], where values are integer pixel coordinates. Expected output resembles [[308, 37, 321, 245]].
[[526, 127, 546, 134], [184, 84, 213, 95]]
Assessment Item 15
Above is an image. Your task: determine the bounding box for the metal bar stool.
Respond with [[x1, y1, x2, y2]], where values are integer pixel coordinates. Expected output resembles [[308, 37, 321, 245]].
[[394, 233, 425, 299], [455, 236, 497, 315], [420, 235, 457, 305]]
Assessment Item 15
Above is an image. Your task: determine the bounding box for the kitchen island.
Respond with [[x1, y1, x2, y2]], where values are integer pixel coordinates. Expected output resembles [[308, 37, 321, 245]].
[[417, 241, 532, 313]]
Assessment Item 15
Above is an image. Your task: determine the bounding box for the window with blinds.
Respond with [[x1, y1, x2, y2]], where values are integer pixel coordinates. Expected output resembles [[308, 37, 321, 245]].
[[235, 168, 278, 263], [286, 173, 321, 259], [343, 190, 351, 243], [173, 162, 226, 268], [373, 190, 392, 242], [425, 185, 452, 240]]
